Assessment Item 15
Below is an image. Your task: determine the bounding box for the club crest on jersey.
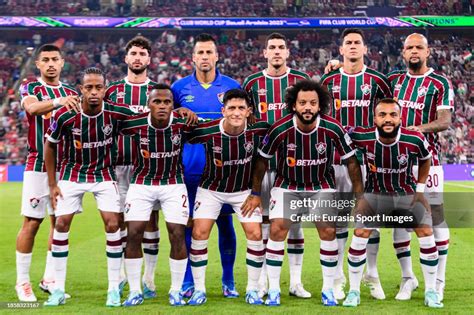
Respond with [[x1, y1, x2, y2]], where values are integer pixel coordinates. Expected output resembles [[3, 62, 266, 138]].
[[30, 198, 40, 209], [332, 85, 340, 93], [394, 84, 402, 91], [316, 142, 327, 154], [217, 92, 225, 104], [116, 91, 126, 99], [397, 154, 408, 165], [257, 88, 267, 96], [102, 124, 113, 136], [212, 146, 222, 153], [171, 134, 181, 145], [124, 203, 131, 213], [417, 86, 428, 97], [287, 143, 297, 151], [360, 84, 371, 95], [72, 128, 81, 136], [244, 141, 254, 153]]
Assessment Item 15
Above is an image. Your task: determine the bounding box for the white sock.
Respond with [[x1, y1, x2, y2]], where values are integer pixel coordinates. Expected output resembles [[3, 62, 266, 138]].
[[258, 223, 270, 287], [320, 239, 338, 291], [335, 228, 348, 280], [246, 239, 265, 291], [16, 251, 32, 284], [52, 230, 69, 292], [106, 230, 122, 291], [42, 251, 54, 282], [190, 238, 208, 292], [347, 236, 369, 292], [265, 239, 285, 291], [393, 229, 414, 279], [433, 224, 449, 284], [119, 229, 127, 281], [169, 258, 188, 292], [125, 258, 143, 293], [142, 230, 159, 287], [287, 223, 304, 287], [418, 235, 438, 292], [366, 229, 380, 278]]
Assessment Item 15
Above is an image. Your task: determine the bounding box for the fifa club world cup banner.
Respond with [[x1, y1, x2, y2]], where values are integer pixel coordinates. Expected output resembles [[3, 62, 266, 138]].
[[0, 16, 472, 29]]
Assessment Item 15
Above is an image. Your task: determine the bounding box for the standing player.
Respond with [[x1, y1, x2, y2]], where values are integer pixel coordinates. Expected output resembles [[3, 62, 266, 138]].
[[16, 44, 79, 302], [321, 28, 392, 300], [243, 32, 311, 298], [242, 80, 364, 306], [388, 33, 453, 302], [186, 89, 268, 306], [171, 33, 241, 298], [105, 35, 160, 298], [43, 68, 135, 307], [343, 98, 443, 308], [120, 85, 197, 307]]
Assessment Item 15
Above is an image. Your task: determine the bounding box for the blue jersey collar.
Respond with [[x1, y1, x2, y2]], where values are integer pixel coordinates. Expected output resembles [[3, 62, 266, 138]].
[[191, 70, 222, 86]]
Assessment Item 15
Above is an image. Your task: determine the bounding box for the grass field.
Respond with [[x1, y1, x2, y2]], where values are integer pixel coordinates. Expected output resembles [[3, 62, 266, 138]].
[[0, 181, 473, 314]]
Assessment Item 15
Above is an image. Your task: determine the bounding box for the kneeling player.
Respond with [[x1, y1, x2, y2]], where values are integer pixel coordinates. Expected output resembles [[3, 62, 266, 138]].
[[242, 80, 364, 306], [120, 85, 197, 306], [343, 98, 442, 308], [186, 89, 268, 306]]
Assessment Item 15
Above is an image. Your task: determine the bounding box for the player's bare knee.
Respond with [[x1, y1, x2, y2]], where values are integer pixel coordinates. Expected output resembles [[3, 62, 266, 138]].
[[168, 224, 186, 244], [431, 204, 445, 226], [269, 221, 288, 241], [22, 217, 42, 234], [415, 226, 433, 237], [54, 217, 71, 233], [354, 228, 371, 238], [318, 227, 336, 241], [244, 224, 262, 241], [191, 225, 209, 240]]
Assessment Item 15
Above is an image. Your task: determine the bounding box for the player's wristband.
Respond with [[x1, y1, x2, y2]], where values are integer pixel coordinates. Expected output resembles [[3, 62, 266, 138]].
[[250, 190, 261, 197], [53, 98, 61, 109], [416, 183, 426, 193]]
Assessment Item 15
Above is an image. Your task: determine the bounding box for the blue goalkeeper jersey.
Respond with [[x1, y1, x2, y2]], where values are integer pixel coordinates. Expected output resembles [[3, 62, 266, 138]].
[[171, 70, 241, 177]]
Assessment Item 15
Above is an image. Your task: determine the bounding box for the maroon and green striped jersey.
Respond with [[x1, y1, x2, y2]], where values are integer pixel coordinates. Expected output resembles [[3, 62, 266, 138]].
[[321, 66, 392, 165], [119, 112, 194, 186], [19, 78, 78, 172], [388, 68, 454, 166], [46, 102, 135, 183], [321, 65, 392, 127], [105, 78, 157, 166], [188, 119, 270, 193], [351, 126, 431, 193], [258, 114, 355, 191], [243, 68, 309, 170]]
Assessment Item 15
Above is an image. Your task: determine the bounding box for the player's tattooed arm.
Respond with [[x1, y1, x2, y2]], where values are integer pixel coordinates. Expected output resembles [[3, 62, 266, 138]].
[[241, 156, 268, 217], [44, 140, 62, 211], [408, 109, 451, 133], [23, 95, 80, 116], [346, 155, 364, 199]]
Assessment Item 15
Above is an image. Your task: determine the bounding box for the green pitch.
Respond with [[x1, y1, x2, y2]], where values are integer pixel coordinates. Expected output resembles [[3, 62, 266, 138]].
[[0, 181, 472, 314]]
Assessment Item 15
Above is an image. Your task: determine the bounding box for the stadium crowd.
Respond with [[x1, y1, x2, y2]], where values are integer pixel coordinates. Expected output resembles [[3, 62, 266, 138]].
[[0, 30, 472, 165], [0, 0, 471, 17]]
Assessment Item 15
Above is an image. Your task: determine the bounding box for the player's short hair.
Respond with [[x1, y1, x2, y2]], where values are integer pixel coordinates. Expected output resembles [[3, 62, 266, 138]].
[[150, 83, 172, 93], [376, 98, 402, 110], [194, 33, 217, 51], [125, 35, 152, 55], [265, 32, 287, 48], [223, 89, 250, 107], [81, 67, 106, 84], [285, 80, 330, 115], [341, 28, 366, 45], [35, 44, 62, 59]]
